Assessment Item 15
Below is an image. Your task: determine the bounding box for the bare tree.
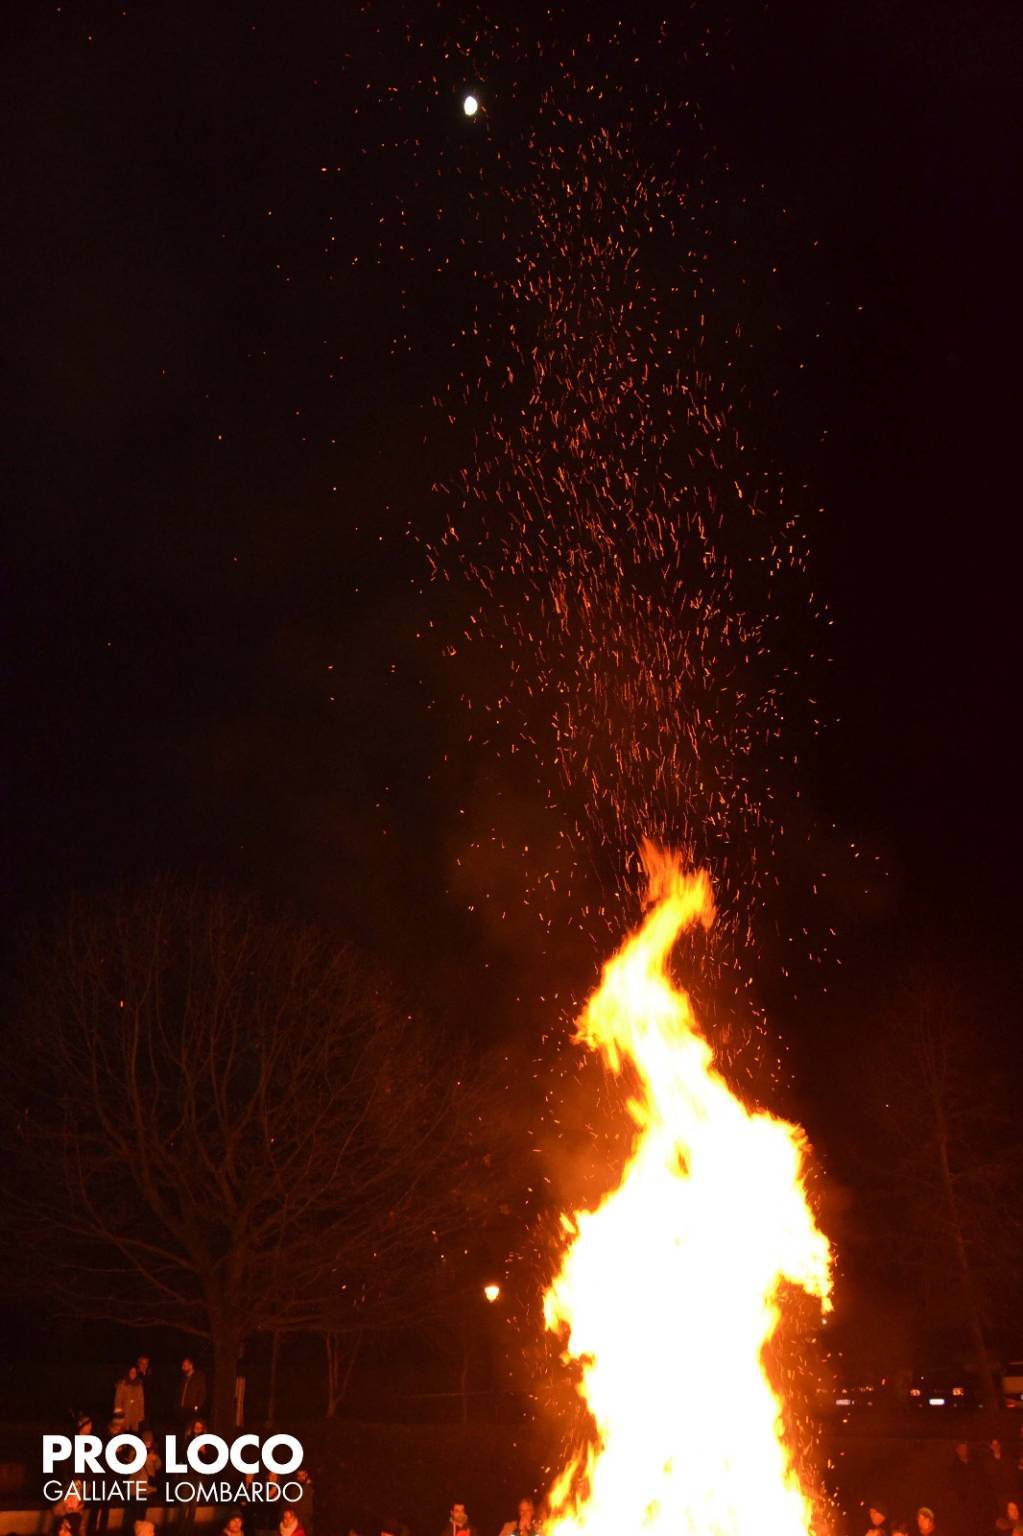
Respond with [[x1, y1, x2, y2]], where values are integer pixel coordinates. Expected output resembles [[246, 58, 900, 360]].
[[323, 1328, 362, 1418], [315, 1037, 542, 1418], [3, 880, 485, 1429], [865, 971, 1023, 1414]]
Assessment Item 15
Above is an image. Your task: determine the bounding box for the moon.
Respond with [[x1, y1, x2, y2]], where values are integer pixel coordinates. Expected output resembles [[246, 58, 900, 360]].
[[462, 94, 479, 117]]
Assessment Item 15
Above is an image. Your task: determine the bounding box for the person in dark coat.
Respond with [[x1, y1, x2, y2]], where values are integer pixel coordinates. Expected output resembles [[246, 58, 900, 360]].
[[988, 1442, 1021, 1520], [948, 1441, 985, 1536], [863, 1501, 888, 1536], [292, 1470, 314, 1535], [91, 1414, 125, 1535], [123, 1428, 161, 1534], [114, 1365, 146, 1432], [135, 1355, 156, 1423], [176, 1358, 207, 1427], [178, 1418, 219, 1536], [442, 1504, 475, 1536], [250, 1471, 280, 1536]]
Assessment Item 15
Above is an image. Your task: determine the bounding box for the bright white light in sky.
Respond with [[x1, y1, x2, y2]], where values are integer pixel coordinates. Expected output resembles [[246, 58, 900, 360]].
[[463, 94, 479, 117]]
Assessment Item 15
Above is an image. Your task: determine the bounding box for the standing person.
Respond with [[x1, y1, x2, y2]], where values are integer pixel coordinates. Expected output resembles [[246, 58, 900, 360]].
[[177, 1419, 217, 1536], [292, 1469, 314, 1535], [92, 1413, 125, 1536], [988, 1442, 1020, 1520], [498, 1500, 540, 1536], [50, 1488, 85, 1536], [279, 1512, 306, 1536], [250, 1471, 280, 1536], [442, 1504, 474, 1536], [61, 1416, 91, 1534], [135, 1356, 156, 1423], [176, 1358, 207, 1429], [917, 1510, 939, 1536], [114, 1365, 146, 1433], [123, 1429, 161, 1534], [948, 1441, 984, 1536], [864, 1503, 889, 1535]]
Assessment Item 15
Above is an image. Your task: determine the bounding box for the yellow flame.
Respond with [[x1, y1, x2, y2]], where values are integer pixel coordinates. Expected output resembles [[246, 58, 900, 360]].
[[544, 843, 832, 1536]]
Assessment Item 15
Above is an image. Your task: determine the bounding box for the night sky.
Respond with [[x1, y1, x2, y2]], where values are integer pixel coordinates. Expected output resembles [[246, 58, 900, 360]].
[[6, 0, 1023, 1153]]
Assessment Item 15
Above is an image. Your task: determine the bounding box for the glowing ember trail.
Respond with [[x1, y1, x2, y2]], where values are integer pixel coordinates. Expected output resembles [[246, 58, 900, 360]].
[[544, 843, 832, 1536]]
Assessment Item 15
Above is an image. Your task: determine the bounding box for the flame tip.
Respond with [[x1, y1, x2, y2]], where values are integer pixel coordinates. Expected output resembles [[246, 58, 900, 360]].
[[545, 834, 832, 1535]]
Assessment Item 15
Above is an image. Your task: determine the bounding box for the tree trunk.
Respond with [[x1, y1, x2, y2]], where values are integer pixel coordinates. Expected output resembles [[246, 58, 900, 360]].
[[324, 1331, 361, 1417], [211, 1318, 242, 1435], [459, 1326, 470, 1424], [325, 1332, 339, 1418], [267, 1329, 282, 1425], [934, 1109, 999, 1424]]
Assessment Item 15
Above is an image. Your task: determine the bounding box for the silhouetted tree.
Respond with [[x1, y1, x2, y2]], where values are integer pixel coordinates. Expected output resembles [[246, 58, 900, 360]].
[[3, 880, 487, 1429], [864, 971, 1023, 1412], [316, 1034, 542, 1417]]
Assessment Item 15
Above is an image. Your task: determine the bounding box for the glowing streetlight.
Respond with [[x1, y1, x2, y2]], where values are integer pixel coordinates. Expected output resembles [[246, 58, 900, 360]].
[[483, 1282, 500, 1303], [463, 94, 479, 118]]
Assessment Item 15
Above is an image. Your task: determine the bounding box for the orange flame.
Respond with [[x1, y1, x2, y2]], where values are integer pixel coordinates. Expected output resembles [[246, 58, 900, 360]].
[[544, 843, 832, 1535]]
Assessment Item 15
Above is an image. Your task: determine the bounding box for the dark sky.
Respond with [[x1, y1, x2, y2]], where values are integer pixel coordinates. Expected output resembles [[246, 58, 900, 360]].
[[6, 0, 1023, 1138]]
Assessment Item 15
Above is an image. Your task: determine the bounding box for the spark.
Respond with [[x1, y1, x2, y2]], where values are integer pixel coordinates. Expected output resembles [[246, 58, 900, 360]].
[[424, 97, 824, 1008]]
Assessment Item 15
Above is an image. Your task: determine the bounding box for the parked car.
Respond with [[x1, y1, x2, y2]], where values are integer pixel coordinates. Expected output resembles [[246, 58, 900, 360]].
[[909, 1370, 983, 1410], [818, 1376, 887, 1412], [1002, 1360, 1023, 1408]]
